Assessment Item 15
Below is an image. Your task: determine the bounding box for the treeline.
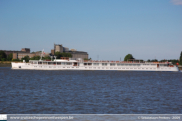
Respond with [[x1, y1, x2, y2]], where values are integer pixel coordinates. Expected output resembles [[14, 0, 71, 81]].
[[124, 52, 182, 65], [147, 59, 179, 65], [146, 52, 182, 65], [0, 51, 13, 61]]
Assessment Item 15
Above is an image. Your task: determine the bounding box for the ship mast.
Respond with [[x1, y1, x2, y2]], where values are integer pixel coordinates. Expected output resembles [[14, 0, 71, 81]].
[[40, 49, 44, 61]]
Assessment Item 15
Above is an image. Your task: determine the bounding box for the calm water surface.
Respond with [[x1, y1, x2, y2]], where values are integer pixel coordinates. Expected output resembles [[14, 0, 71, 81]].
[[0, 67, 182, 114]]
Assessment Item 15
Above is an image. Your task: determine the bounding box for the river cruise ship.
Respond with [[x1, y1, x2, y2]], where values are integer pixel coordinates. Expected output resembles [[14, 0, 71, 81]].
[[11, 57, 179, 72]]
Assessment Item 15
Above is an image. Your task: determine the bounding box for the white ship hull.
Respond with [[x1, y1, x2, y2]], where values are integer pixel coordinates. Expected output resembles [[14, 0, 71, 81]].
[[11, 61, 179, 72]]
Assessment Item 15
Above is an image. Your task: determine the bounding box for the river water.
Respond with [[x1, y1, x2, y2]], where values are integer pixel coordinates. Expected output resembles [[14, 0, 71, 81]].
[[0, 67, 182, 114]]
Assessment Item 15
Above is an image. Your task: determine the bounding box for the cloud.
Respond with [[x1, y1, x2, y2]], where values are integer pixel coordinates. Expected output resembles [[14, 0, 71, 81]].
[[171, 0, 182, 5]]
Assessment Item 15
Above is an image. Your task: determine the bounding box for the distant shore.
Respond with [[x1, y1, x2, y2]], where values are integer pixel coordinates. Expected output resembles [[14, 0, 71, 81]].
[[0, 61, 14, 67], [0, 63, 11, 67]]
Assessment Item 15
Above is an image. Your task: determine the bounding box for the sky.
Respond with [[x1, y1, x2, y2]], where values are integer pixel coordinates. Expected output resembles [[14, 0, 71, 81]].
[[0, 0, 182, 60]]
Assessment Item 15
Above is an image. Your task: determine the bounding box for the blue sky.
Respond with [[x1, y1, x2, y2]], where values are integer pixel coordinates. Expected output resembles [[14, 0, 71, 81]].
[[0, 0, 181, 60]]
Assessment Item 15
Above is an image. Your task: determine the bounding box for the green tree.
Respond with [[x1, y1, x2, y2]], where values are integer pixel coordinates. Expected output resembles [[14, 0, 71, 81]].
[[30, 56, 41, 60], [7, 53, 13, 61], [0, 51, 7, 61], [168, 59, 179, 65], [21, 56, 29, 62], [55, 52, 72, 59], [147, 59, 151, 62], [64, 53, 72, 57], [180, 51, 182, 65], [55, 52, 62, 59], [150, 59, 158, 62], [124, 54, 134, 61], [13, 59, 20, 61], [43, 56, 51, 60]]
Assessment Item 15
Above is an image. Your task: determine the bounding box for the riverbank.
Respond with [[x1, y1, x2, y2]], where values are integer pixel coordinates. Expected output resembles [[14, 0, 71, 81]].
[[0, 63, 11, 67], [0, 61, 20, 67]]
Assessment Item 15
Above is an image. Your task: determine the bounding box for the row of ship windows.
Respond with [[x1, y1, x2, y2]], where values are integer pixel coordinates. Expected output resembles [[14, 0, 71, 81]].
[[33, 66, 171, 70], [90, 63, 141, 66], [32, 62, 168, 67], [84, 63, 159, 66], [33, 62, 72, 65]]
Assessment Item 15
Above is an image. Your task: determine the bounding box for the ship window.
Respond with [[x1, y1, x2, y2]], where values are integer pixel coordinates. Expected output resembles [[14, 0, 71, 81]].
[[102, 63, 107, 66], [48, 62, 54, 65], [38, 62, 42, 64], [110, 63, 115, 66], [117, 63, 121, 66], [88, 63, 92, 66], [33, 62, 37, 64], [67, 62, 72, 65], [61, 62, 66, 65], [43, 62, 47, 65], [84, 63, 88, 66], [93, 63, 99, 66], [125, 64, 128, 66], [57, 62, 61, 65], [118, 63, 125, 66]]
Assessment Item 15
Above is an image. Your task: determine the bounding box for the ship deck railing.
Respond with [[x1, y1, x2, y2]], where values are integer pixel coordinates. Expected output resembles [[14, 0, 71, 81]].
[[83, 60, 169, 64]]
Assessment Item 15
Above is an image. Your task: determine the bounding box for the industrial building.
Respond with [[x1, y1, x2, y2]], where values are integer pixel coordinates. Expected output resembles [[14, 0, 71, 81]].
[[1, 44, 89, 60], [0, 48, 49, 60], [51, 44, 88, 59], [0, 48, 30, 57], [13, 51, 49, 60]]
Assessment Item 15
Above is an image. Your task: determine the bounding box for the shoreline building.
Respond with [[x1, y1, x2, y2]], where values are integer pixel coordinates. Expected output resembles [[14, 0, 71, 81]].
[[0, 48, 49, 60], [51, 44, 88, 59], [0, 48, 30, 57], [1, 43, 89, 60], [13, 51, 49, 60], [0, 48, 34, 60]]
